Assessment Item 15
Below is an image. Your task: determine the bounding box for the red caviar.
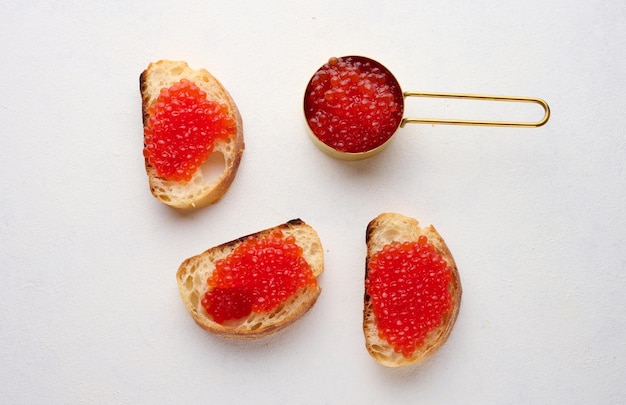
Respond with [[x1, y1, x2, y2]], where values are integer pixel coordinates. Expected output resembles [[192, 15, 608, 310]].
[[201, 229, 317, 324], [143, 79, 236, 182], [366, 235, 452, 358], [304, 56, 404, 153]]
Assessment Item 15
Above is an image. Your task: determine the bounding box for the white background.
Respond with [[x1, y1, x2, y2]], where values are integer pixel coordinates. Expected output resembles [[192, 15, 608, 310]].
[[1, 1, 625, 403]]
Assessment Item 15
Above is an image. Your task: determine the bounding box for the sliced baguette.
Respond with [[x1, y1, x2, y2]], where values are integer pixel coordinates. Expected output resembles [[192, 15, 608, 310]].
[[364, 213, 462, 367], [176, 219, 324, 339], [140, 60, 244, 209]]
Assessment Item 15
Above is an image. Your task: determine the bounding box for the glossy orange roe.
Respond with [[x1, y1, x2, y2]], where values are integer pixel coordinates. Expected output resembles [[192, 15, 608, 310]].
[[201, 229, 317, 324], [366, 235, 452, 358], [143, 79, 236, 182], [304, 56, 404, 153]]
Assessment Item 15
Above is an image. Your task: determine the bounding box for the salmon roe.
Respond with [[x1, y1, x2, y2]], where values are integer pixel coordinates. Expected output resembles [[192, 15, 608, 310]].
[[143, 79, 236, 182], [201, 229, 317, 324], [366, 236, 452, 358], [304, 56, 404, 153]]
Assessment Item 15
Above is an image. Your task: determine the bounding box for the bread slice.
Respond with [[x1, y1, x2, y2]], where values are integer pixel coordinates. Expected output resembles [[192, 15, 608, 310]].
[[140, 60, 244, 209], [363, 213, 462, 367], [176, 219, 324, 339]]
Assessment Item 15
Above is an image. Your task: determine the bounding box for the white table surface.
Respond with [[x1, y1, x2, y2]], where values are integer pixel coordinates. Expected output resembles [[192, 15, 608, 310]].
[[1, 1, 625, 403]]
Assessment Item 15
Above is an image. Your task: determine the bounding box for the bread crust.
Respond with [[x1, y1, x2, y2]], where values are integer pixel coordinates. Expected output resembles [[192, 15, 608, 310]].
[[363, 213, 462, 367], [176, 219, 324, 339], [140, 60, 244, 209]]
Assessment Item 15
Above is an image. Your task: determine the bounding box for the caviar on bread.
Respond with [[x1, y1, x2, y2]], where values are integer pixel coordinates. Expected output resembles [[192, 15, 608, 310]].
[[140, 60, 244, 209], [364, 213, 462, 367], [176, 219, 324, 339]]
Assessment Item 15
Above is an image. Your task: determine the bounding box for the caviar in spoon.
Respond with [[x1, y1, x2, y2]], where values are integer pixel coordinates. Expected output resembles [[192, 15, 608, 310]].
[[304, 56, 551, 160], [304, 56, 404, 156]]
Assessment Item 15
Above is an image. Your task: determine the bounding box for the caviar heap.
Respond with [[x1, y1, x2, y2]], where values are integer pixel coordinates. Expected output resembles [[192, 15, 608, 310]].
[[366, 235, 452, 358], [201, 230, 317, 324], [304, 56, 404, 153], [143, 79, 236, 182]]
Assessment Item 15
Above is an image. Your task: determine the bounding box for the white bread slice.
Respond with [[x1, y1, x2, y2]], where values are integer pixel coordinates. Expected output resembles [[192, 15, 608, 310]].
[[364, 213, 462, 367], [176, 219, 324, 339], [140, 60, 244, 209]]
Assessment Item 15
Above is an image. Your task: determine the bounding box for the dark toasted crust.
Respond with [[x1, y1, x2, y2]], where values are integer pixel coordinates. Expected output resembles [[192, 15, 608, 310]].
[[208, 219, 307, 253], [176, 219, 324, 339], [363, 213, 462, 367], [139, 70, 150, 128]]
